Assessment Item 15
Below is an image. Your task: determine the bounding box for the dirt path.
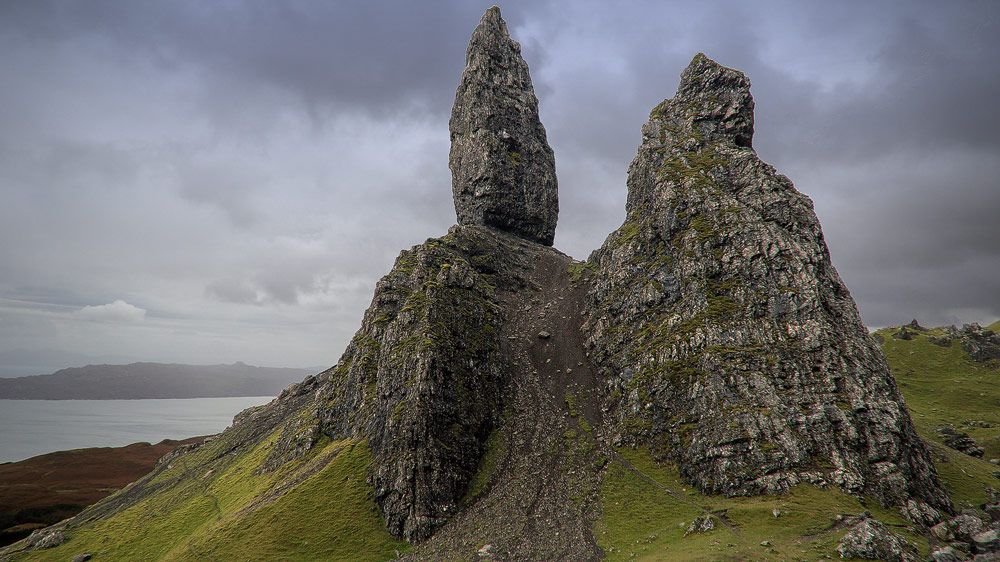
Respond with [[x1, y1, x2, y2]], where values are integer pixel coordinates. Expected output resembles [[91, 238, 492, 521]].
[[402, 246, 605, 561], [403, 244, 734, 560]]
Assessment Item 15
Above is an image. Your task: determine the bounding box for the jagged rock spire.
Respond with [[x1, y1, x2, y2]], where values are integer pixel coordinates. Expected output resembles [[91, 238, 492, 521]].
[[675, 52, 754, 148], [449, 6, 559, 246], [586, 53, 952, 514]]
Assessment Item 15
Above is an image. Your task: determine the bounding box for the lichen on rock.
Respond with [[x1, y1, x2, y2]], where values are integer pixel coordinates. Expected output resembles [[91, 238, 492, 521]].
[[584, 53, 952, 513], [318, 225, 534, 541], [449, 6, 559, 246]]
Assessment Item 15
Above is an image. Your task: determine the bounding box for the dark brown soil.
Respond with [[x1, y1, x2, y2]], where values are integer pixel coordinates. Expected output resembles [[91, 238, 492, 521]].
[[0, 437, 203, 546]]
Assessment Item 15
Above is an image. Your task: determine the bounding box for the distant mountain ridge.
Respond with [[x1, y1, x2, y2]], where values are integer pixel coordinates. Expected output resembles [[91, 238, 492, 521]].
[[0, 362, 314, 400], [0, 349, 137, 379]]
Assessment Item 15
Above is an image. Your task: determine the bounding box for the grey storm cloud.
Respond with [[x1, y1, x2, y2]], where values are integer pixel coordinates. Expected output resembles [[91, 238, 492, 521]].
[[0, 0, 997, 372], [0, 0, 495, 119]]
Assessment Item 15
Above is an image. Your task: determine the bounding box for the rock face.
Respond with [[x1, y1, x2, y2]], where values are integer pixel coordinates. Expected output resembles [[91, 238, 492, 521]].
[[836, 517, 919, 562], [318, 225, 533, 541], [583, 53, 952, 512], [449, 6, 559, 246], [950, 323, 1000, 363]]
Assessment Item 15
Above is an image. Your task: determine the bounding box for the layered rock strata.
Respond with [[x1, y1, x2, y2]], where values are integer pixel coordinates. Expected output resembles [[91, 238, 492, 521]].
[[583, 53, 952, 513], [318, 226, 533, 541], [449, 6, 559, 246]]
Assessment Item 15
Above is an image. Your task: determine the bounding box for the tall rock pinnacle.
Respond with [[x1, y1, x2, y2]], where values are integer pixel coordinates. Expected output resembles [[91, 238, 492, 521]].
[[585, 54, 952, 513], [449, 6, 559, 246]]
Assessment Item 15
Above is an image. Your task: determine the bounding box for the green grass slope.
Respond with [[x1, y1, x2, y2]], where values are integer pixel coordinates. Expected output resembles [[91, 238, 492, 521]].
[[598, 447, 922, 562], [876, 324, 1000, 508], [593, 320, 1000, 561], [5, 320, 998, 561], [4, 436, 407, 562]]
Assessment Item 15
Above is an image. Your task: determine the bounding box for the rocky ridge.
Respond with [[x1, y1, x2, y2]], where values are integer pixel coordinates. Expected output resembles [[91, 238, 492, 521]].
[[583, 53, 951, 511], [3, 8, 985, 562], [951, 324, 1000, 364]]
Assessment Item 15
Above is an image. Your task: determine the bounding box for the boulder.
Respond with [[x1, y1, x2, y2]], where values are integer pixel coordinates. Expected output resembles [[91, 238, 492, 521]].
[[684, 515, 716, 536], [894, 326, 914, 340], [23, 529, 66, 550], [974, 529, 1000, 553], [930, 546, 967, 562], [836, 517, 918, 562], [939, 426, 986, 458]]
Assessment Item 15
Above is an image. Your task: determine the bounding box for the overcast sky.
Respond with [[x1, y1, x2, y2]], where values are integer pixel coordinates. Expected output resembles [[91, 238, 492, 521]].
[[1, 1, 997, 374]]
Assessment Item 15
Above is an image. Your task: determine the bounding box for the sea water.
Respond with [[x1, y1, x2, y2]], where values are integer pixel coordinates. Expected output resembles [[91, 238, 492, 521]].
[[0, 396, 274, 464]]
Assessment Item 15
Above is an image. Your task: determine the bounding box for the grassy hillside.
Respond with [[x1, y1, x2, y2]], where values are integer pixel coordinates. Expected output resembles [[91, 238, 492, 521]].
[[3, 434, 407, 562], [0, 438, 203, 548], [876, 322, 1000, 507], [592, 319, 1000, 561], [4, 320, 999, 561], [598, 447, 920, 562]]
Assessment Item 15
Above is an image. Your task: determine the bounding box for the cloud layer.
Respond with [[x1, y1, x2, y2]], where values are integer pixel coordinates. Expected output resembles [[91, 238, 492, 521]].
[[76, 300, 147, 323], [1, 1, 997, 371]]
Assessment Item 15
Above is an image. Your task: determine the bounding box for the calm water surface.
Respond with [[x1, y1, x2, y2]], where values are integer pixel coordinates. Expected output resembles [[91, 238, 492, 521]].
[[0, 396, 274, 464]]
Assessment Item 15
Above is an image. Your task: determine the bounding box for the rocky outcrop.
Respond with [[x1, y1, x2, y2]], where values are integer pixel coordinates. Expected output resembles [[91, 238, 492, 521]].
[[837, 517, 918, 562], [583, 53, 952, 513], [939, 425, 986, 458], [449, 6, 559, 246], [949, 324, 1000, 363], [893, 325, 915, 340], [302, 225, 534, 542], [8, 20, 970, 558], [21, 529, 64, 550]]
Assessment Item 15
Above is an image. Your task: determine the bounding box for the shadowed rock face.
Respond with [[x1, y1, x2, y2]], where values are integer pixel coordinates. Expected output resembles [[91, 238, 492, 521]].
[[449, 6, 559, 246], [585, 53, 953, 513]]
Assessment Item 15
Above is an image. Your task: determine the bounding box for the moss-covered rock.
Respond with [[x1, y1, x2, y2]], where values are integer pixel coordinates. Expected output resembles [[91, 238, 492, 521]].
[[319, 225, 533, 541], [584, 53, 952, 514]]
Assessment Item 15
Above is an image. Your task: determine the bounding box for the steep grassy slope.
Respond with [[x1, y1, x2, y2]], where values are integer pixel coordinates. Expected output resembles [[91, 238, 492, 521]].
[[3, 436, 407, 562], [0, 438, 203, 548]]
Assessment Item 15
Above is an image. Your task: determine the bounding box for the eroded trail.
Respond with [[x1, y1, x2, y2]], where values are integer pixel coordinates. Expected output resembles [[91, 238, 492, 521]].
[[403, 246, 605, 561], [403, 244, 736, 561]]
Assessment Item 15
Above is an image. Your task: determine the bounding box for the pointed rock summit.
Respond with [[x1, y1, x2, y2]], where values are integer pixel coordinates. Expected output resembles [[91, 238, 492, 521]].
[[674, 52, 754, 148], [449, 6, 559, 246], [586, 53, 951, 512]]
